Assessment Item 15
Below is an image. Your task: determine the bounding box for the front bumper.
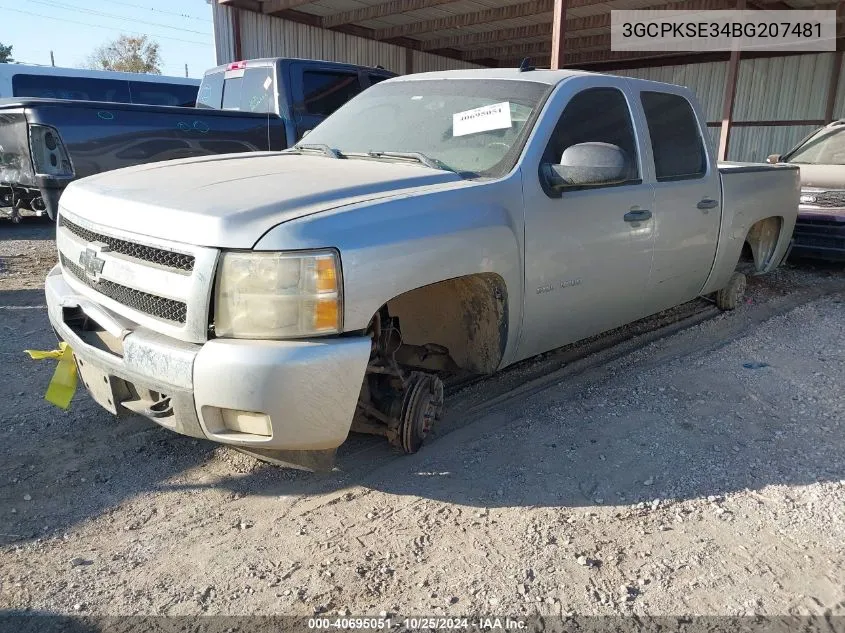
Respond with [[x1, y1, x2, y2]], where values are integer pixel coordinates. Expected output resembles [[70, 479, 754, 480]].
[[45, 265, 372, 451], [791, 208, 845, 261]]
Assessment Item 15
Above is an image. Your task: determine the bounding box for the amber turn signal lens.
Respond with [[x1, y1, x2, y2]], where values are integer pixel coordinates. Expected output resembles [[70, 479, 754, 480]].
[[314, 297, 339, 331], [316, 257, 337, 293]]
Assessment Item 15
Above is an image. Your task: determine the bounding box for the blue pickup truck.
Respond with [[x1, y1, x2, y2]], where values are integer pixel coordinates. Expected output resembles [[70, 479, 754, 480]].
[[0, 57, 394, 220]]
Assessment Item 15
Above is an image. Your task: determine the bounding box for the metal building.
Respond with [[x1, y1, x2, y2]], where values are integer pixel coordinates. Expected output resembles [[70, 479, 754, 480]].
[[213, 0, 842, 161]]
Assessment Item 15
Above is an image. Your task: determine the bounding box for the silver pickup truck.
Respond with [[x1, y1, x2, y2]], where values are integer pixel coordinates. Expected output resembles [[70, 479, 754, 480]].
[[44, 68, 799, 469]]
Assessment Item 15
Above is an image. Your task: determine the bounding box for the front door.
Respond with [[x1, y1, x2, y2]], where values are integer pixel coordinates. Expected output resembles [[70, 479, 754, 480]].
[[517, 81, 656, 362]]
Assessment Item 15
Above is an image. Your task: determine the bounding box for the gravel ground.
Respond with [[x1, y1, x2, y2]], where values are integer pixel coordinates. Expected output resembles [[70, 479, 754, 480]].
[[1, 216, 844, 618]]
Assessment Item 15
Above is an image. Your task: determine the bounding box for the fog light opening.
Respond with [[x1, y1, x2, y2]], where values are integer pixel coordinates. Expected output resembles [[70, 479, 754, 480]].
[[220, 409, 272, 437]]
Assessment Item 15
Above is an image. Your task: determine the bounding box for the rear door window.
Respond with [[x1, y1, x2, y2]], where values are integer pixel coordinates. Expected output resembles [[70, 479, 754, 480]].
[[300, 71, 363, 117], [12, 74, 130, 102], [641, 91, 707, 181]]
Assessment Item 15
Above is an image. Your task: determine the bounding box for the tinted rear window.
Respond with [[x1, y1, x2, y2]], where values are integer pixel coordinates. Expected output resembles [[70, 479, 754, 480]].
[[12, 74, 130, 102], [12, 73, 198, 106], [129, 81, 197, 107], [209, 67, 274, 112]]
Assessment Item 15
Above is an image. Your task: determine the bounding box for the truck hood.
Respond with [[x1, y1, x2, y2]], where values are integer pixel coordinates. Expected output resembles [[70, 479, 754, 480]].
[[794, 163, 845, 189], [59, 152, 464, 248]]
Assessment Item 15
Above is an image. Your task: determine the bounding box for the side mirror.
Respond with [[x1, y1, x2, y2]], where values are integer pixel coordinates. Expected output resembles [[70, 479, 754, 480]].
[[545, 142, 628, 189], [766, 153, 781, 164]]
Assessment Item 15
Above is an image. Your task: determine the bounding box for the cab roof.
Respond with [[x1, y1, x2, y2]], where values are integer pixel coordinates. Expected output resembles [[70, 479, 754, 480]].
[[388, 67, 597, 86]]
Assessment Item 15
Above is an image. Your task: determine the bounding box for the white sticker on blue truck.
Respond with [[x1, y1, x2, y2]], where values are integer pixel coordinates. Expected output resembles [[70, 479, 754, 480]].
[[452, 102, 512, 137]]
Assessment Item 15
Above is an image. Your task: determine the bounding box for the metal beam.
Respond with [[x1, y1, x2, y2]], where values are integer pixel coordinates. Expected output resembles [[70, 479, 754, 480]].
[[376, 0, 553, 39], [324, 0, 639, 29], [406, 46, 414, 74], [420, 0, 737, 51], [473, 33, 612, 62], [263, 0, 316, 13], [718, 0, 746, 161], [233, 6, 243, 61], [218, 0, 261, 11], [566, 45, 845, 70], [464, 41, 552, 62], [323, 0, 457, 28], [551, 0, 566, 69], [826, 4, 845, 121]]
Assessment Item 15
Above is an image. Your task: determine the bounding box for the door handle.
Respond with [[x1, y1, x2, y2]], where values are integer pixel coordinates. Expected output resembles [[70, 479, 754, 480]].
[[624, 209, 652, 222], [697, 198, 719, 210]]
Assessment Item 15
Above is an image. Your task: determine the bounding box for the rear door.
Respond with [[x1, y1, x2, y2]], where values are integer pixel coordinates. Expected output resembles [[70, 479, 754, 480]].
[[288, 63, 365, 140], [633, 87, 722, 312]]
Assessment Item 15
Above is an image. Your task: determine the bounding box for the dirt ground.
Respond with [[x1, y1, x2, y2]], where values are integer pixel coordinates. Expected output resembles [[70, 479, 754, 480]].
[[1, 216, 844, 619]]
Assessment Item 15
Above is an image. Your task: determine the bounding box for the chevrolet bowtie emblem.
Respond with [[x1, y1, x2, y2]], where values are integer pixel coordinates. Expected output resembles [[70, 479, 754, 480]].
[[79, 243, 108, 281]]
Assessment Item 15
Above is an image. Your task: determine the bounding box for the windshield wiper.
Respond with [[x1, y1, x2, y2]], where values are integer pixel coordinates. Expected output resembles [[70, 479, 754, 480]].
[[364, 151, 454, 172], [290, 143, 345, 159]]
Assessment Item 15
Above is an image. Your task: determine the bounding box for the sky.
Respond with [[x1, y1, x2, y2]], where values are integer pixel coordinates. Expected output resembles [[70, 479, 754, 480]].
[[0, 0, 217, 78]]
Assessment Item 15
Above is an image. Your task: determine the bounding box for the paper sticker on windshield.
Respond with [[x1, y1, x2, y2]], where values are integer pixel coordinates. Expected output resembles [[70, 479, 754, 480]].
[[453, 102, 512, 137], [263, 76, 272, 91]]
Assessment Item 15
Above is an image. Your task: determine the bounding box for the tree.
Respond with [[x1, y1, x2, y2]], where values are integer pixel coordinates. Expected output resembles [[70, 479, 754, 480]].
[[0, 43, 13, 63], [85, 35, 162, 74]]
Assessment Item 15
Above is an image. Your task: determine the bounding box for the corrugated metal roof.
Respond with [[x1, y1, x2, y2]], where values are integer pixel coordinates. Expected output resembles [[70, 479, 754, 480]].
[[215, 1, 838, 162]]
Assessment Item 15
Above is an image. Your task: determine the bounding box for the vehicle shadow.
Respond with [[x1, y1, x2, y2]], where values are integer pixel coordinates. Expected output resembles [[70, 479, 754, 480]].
[[1, 281, 843, 545], [0, 213, 55, 241]]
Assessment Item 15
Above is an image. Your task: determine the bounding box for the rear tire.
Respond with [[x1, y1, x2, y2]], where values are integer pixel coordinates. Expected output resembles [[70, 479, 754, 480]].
[[716, 272, 746, 311]]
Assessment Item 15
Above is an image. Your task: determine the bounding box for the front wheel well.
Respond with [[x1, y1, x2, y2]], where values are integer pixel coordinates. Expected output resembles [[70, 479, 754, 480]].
[[373, 273, 509, 375]]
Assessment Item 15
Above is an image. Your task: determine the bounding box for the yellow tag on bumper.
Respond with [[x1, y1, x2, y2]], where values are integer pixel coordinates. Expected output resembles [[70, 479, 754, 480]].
[[25, 342, 78, 410]]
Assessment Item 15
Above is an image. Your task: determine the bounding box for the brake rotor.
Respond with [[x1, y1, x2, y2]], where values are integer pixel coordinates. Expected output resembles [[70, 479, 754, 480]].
[[397, 372, 445, 454]]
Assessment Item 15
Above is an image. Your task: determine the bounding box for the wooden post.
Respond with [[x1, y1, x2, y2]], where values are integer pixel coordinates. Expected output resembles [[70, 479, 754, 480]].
[[718, 0, 745, 161], [550, 0, 567, 69]]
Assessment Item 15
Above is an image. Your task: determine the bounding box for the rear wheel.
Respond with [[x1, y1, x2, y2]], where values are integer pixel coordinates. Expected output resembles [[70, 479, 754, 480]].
[[716, 272, 746, 311]]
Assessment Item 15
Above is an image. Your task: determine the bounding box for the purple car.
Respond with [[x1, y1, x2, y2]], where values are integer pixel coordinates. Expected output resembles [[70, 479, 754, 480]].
[[769, 121, 845, 261]]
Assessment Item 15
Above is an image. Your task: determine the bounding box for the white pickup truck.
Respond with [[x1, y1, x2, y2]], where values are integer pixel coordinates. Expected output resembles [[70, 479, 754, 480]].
[[44, 68, 799, 470]]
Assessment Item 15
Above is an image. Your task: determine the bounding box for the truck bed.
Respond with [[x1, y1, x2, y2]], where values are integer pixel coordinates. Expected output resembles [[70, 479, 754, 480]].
[[700, 161, 800, 295]]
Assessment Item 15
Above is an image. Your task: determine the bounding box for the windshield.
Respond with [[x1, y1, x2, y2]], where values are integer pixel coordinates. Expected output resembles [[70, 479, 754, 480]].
[[786, 125, 845, 165], [299, 79, 552, 176]]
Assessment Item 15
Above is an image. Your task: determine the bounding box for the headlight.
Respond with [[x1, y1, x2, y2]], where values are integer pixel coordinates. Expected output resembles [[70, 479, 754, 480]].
[[214, 249, 341, 339]]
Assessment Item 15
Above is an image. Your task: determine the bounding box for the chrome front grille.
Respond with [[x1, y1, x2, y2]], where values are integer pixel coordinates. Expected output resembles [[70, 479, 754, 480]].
[[56, 209, 218, 343], [59, 216, 196, 272], [60, 254, 187, 324]]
